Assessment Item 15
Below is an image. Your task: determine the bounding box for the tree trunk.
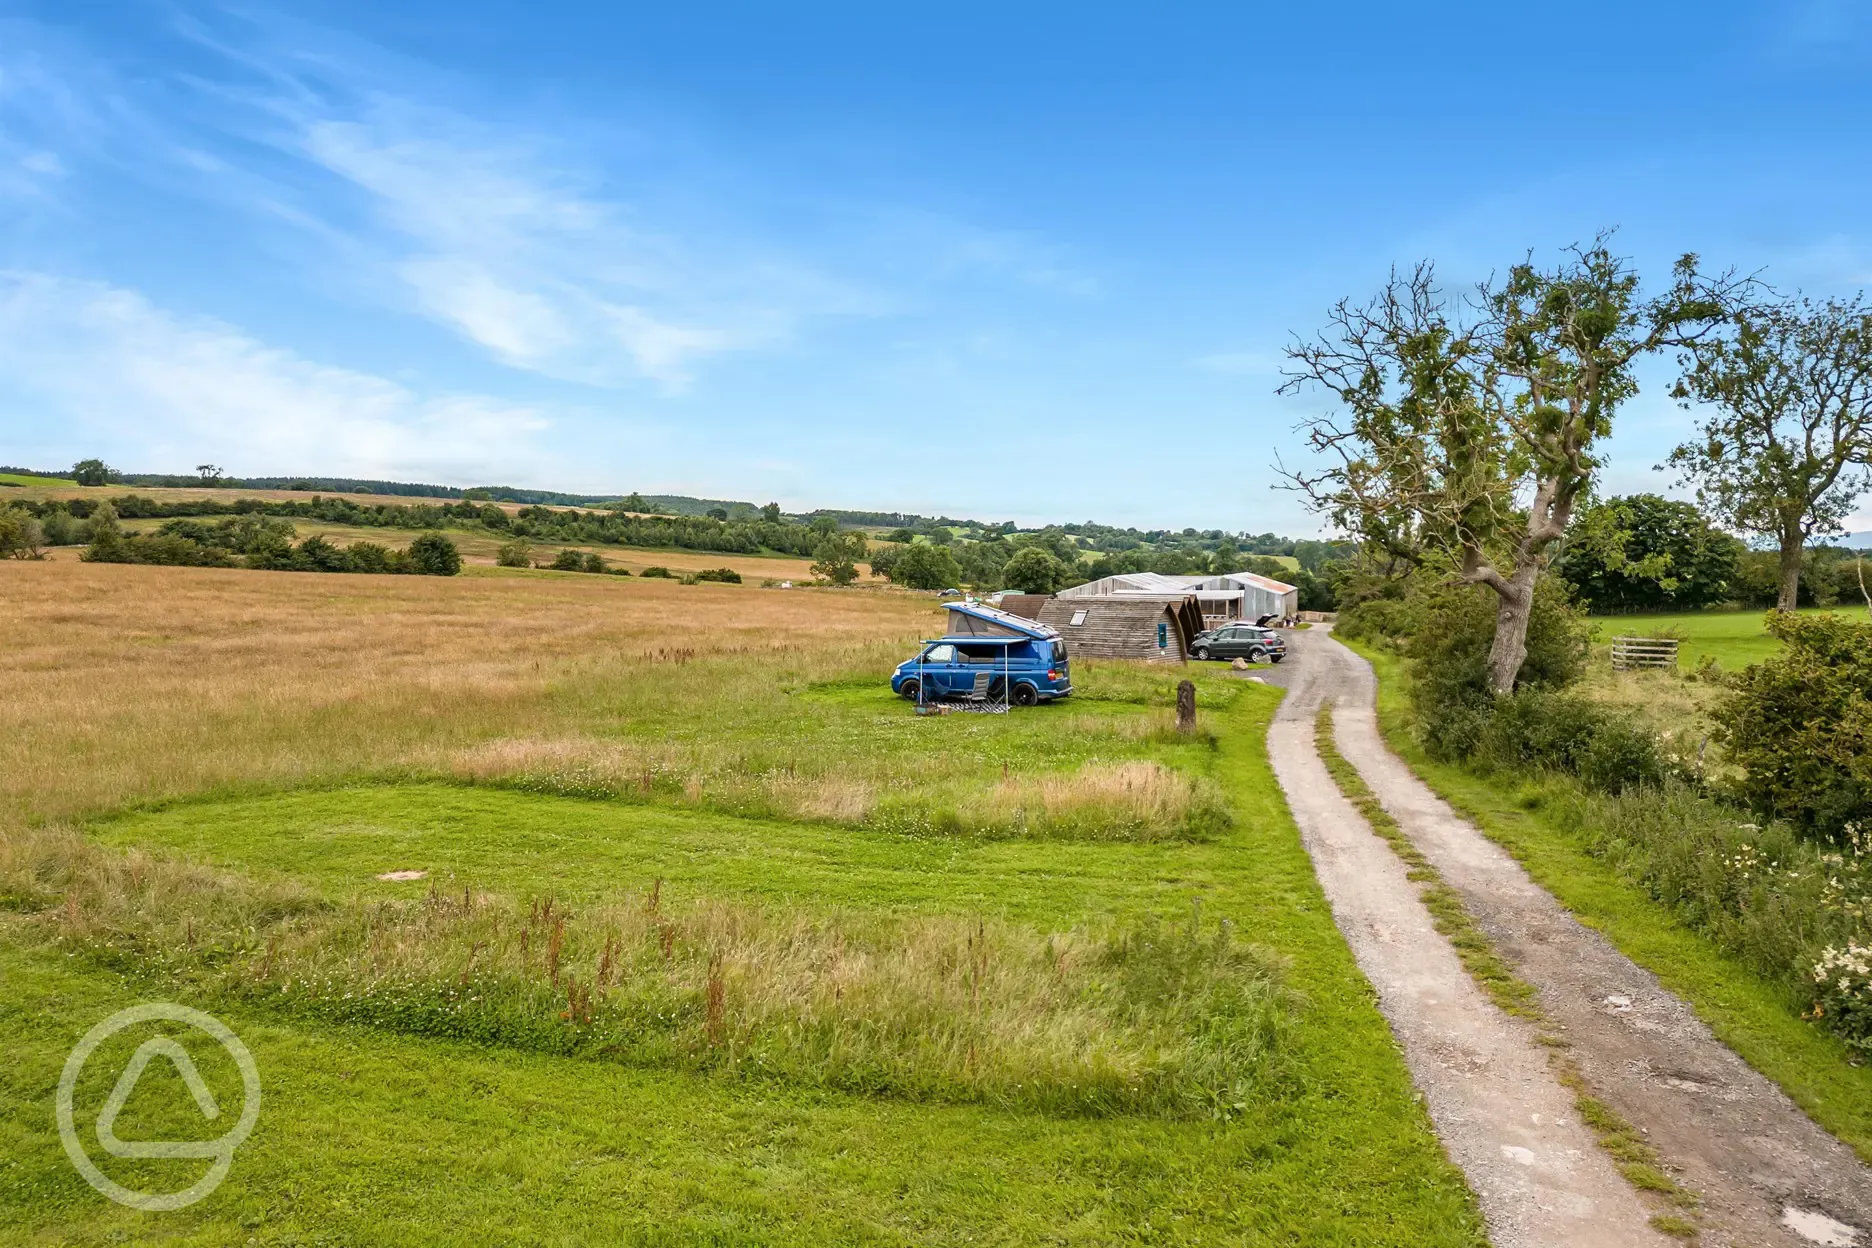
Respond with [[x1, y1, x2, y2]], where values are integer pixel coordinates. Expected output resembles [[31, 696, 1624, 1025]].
[[1775, 530, 1804, 613], [1485, 564, 1540, 695]]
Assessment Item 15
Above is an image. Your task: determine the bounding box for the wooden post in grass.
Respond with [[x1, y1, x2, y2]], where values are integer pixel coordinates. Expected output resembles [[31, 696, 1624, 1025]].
[[1176, 680, 1197, 734]]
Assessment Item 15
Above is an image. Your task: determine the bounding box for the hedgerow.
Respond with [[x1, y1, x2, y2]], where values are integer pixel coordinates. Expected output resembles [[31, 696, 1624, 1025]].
[[21, 492, 827, 557], [80, 507, 460, 575]]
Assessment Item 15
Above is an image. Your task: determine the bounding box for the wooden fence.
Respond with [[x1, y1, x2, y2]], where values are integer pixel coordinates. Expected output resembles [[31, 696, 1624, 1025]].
[[1610, 636, 1679, 671]]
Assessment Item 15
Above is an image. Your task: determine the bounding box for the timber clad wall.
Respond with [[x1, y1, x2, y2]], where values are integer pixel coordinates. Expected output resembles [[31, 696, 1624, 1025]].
[[995, 594, 1050, 620], [1036, 598, 1190, 662]]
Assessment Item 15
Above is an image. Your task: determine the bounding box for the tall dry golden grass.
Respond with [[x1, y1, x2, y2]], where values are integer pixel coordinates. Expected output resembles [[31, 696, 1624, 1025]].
[[0, 559, 1290, 1115], [0, 559, 929, 825]]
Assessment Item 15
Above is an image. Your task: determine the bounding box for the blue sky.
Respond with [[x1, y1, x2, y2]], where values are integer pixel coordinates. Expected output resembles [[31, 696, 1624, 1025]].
[[2, 1, 1871, 535]]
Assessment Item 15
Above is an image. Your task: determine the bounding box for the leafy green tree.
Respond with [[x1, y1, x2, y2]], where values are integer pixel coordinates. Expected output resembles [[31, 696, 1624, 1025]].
[[1001, 547, 1068, 593], [496, 539, 533, 568], [293, 535, 352, 572], [890, 543, 962, 590], [1558, 494, 1743, 611], [1716, 611, 1872, 837], [707, 507, 729, 521], [810, 530, 869, 585], [346, 542, 392, 574], [1238, 555, 1294, 582], [1016, 525, 1079, 565], [1209, 539, 1240, 573], [71, 458, 115, 487], [551, 548, 586, 571], [886, 527, 917, 544], [0, 505, 43, 559], [1148, 548, 1204, 575], [79, 501, 126, 561], [581, 551, 608, 574], [1669, 293, 1872, 611], [39, 505, 79, 547], [1292, 565, 1337, 612], [867, 544, 902, 580], [408, 533, 462, 576], [761, 502, 783, 523], [1282, 236, 1737, 693], [619, 492, 650, 512], [956, 538, 1010, 588], [1392, 577, 1592, 757]]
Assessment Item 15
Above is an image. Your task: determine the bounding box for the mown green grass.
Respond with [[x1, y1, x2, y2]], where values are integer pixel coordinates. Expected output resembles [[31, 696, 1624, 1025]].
[[0, 472, 77, 488], [1, 680, 1488, 1245], [1587, 606, 1857, 669], [1344, 638, 1872, 1163], [91, 782, 1254, 920], [0, 942, 1461, 1247]]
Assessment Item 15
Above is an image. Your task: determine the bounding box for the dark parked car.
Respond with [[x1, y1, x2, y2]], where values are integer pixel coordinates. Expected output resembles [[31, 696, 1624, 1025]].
[[1189, 622, 1286, 663]]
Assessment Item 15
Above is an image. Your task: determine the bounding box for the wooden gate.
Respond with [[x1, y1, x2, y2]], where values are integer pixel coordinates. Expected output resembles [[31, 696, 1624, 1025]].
[[1610, 637, 1679, 671]]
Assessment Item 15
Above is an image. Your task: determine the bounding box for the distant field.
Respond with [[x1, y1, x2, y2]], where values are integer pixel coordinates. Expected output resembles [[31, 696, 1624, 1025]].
[[10, 482, 547, 514], [1588, 606, 1859, 669], [106, 516, 863, 581], [2, 482, 684, 518]]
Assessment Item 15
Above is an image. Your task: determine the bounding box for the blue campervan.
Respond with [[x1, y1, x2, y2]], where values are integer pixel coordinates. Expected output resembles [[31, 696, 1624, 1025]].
[[891, 602, 1073, 706]]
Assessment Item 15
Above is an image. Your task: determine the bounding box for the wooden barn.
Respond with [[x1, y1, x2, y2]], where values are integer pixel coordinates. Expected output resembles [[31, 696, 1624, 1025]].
[[1033, 594, 1205, 663]]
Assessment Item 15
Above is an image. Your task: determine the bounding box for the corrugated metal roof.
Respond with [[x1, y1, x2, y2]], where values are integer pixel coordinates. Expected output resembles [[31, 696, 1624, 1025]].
[[1058, 569, 1298, 596]]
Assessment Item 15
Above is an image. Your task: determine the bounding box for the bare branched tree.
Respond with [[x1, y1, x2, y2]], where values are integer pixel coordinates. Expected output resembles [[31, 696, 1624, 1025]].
[[1667, 294, 1872, 612], [1280, 235, 1739, 693]]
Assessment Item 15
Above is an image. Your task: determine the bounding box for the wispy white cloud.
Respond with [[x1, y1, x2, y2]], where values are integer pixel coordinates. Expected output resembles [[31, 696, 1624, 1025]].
[[1, 10, 1104, 399], [282, 105, 811, 390], [0, 271, 558, 480]]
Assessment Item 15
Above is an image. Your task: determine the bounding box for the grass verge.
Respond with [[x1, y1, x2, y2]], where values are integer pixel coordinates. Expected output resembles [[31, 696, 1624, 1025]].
[[1341, 637, 1872, 1164]]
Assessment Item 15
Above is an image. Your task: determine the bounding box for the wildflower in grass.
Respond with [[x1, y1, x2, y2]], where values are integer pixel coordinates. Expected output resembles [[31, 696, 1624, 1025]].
[[1811, 942, 1872, 1051]]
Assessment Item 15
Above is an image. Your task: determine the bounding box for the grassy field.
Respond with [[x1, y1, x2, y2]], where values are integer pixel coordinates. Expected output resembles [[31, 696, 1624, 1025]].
[[1345, 639, 1872, 1164], [0, 472, 78, 488], [101, 515, 853, 581], [1586, 606, 1864, 670], [0, 560, 1485, 1245], [7, 482, 541, 513], [1577, 608, 1865, 753]]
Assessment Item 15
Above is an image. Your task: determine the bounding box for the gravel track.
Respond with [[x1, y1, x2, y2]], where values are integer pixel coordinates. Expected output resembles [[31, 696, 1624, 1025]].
[[1267, 679, 1666, 1245], [1275, 627, 1872, 1248]]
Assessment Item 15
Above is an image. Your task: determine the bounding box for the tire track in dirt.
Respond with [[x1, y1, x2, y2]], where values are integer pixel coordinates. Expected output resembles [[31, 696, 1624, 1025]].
[[1295, 627, 1872, 1247]]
